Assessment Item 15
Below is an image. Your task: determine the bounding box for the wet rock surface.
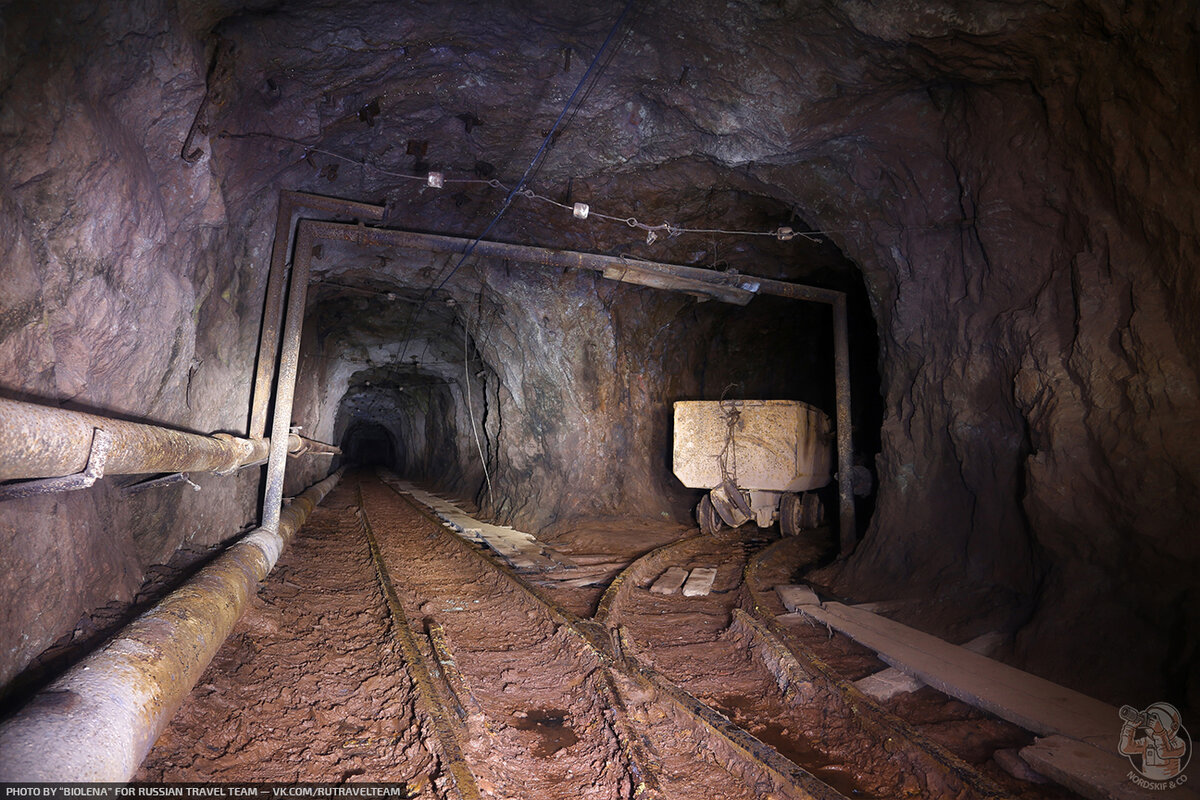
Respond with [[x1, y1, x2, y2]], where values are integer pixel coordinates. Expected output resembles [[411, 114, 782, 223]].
[[1, 0, 1197, 724]]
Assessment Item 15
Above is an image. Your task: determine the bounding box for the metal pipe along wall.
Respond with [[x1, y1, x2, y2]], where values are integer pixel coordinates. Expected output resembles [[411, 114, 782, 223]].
[[0, 397, 337, 484], [0, 468, 343, 781]]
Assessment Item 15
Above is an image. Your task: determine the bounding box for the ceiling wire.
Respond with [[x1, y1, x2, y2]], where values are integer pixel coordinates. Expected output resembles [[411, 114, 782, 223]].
[[221, 131, 836, 243], [395, 0, 638, 363], [425, 0, 638, 299]]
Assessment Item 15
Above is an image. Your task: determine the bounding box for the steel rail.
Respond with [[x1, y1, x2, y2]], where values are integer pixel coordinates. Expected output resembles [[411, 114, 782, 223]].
[[0, 468, 344, 781], [371, 475, 665, 798], [597, 525, 1010, 799], [377, 474, 842, 800], [355, 483, 481, 800], [740, 534, 1012, 799]]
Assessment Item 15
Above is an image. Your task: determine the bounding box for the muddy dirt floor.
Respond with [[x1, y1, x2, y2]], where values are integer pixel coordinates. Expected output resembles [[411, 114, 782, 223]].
[[135, 471, 1085, 800]]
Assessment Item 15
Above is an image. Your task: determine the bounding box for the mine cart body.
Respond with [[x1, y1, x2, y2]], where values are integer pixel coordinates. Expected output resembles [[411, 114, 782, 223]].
[[672, 400, 833, 534]]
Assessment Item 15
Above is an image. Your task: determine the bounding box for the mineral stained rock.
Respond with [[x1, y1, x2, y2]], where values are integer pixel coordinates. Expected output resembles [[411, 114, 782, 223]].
[[0, 0, 1196, 711]]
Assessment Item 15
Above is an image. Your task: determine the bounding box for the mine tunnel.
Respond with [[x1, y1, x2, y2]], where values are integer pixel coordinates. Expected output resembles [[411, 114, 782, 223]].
[[0, 1, 1197, 796]]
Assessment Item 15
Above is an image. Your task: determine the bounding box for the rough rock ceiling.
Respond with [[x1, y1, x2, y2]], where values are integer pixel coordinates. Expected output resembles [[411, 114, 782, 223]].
[[0, 0, 1196, 713]]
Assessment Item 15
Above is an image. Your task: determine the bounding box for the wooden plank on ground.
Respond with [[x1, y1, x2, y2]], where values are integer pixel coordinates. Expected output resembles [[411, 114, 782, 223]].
[[775, 584, 821, 610], [383, 478, 571, 570], [650, 566, 690, 595], [1020, 735, 1200, 800], [797, 601, 1119, 750], [853, 631, 1002, 701], [682, 567, 718, 597], [652, 566, 691, 597]]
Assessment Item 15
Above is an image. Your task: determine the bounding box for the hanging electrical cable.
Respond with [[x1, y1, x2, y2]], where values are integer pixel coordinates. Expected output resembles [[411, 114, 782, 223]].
[[426, 0, 638, 298], [464, 324, 493, 503], [393, 0, 638, 364]]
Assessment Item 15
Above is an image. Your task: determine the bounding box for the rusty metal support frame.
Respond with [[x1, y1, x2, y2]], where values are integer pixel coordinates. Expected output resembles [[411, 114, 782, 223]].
[[248, 191, 386, 440], [252, 192, 383, 533], [294, 220, 858, 553], [0, 468, 343, 781], [260, 222, 311, 531]]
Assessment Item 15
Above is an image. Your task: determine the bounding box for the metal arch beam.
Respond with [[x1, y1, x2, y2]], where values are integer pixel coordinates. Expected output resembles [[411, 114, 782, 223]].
[[293, 219, 858, 553], [248, 191, 386, 440]]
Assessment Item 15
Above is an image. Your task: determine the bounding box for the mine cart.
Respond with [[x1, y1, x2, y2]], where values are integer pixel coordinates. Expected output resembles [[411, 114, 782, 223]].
[[672, 400, 833, 536]]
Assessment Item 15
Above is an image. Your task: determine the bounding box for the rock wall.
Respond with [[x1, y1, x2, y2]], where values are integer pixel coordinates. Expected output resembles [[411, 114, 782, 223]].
[[0, 0, 266, 693], [1, 0, 1196, 714]]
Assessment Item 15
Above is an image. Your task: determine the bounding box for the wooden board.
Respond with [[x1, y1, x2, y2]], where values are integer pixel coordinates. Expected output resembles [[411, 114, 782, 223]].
[[682, 567, 718, 597], [384, 478, 571, 571], [650, 566, 689, 595], [1021, 735, 1199, 800], [852, 631, 1002, 701], [797, 601, 1119, 750], [775, 584, 821, 610]]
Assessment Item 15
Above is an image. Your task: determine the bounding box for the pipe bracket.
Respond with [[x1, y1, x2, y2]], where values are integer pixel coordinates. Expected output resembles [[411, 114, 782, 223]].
[[0, 428, 114, 502], [211, 433, 251, 475]]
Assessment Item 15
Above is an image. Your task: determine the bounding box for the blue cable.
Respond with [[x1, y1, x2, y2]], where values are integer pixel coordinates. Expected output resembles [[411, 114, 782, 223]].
[[429, 0, 637, 296]]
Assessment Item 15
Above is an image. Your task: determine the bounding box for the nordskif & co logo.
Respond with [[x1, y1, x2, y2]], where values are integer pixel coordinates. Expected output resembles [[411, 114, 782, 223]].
[[1119, 702, 1191, 790]]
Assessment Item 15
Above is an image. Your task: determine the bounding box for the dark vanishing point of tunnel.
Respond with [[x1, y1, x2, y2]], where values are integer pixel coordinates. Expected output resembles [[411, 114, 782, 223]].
[[340, 421, 397, 468]]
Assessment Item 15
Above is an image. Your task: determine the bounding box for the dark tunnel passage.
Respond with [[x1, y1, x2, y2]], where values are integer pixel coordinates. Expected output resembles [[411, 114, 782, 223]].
[[340, 421, 397, 468], [296, 240, 882, 533]]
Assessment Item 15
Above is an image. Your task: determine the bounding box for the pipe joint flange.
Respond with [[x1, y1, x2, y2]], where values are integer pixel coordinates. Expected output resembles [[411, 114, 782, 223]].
[[212, 433, 252, 475]]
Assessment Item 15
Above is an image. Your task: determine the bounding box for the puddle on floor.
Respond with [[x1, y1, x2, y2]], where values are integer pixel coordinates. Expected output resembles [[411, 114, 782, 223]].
[[710, 695, 875, 798], [511, 708, 579, 757]]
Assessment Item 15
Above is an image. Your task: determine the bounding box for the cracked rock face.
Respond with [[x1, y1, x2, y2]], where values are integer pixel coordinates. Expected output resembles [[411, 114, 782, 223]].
[[0, 0, 1197, 710]]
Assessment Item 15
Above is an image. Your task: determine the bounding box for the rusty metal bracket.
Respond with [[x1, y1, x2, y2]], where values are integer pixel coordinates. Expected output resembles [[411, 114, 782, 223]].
[[120, 471, 201, 497], [180, 91, 210, 163], [0, 428, 113, 502]]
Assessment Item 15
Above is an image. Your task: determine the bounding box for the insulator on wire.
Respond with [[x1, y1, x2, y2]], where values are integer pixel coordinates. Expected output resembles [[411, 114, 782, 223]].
[[427, 171, 444, 188], [572, 202, 590, 219], [776, 226, 795, 241]]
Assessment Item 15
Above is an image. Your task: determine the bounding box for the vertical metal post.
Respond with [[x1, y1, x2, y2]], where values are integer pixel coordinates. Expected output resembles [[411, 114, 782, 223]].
[[249, 193, 386, 439], [832, 294, 856, 554], [261, 222, 315, 532], [248, 194, 296, 440]]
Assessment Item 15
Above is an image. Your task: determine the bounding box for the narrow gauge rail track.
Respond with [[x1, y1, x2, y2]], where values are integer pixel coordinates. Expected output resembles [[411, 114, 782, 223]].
[[596, 525, 1078, 800], [358, 472, 849, 800]]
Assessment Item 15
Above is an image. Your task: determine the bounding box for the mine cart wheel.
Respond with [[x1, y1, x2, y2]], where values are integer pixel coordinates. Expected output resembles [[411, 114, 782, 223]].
[[781, 492, 824, 536], [780, 492, 803, 536], [697, 494, 723, 535], [800, 492, 824, 529]]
